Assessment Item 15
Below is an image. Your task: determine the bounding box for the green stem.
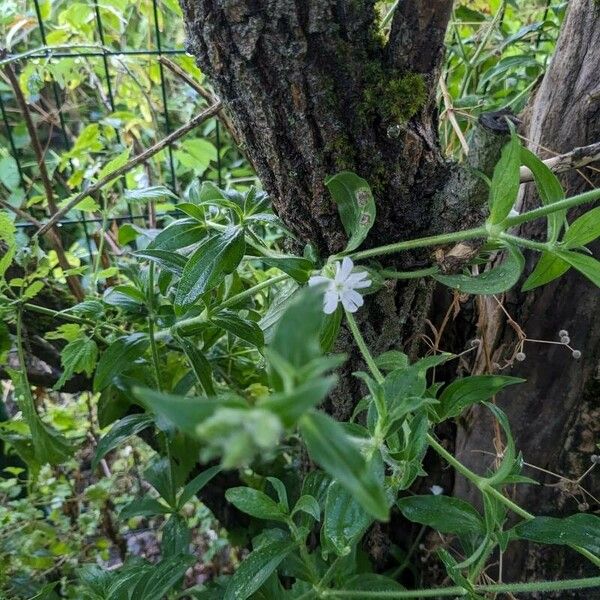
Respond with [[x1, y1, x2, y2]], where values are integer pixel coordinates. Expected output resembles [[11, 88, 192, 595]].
[[350, 227, 488, 261], [20, 302, 121, 332], [154, 274, 289, 342], [217, 273, 288, 311], [323, 576, 600, 598], [147, 263, 162, 391], [379, 266, 439, 280], [500, 232, 549, 252], [504, 187, 600, 228], [344, 311, 384, 384]]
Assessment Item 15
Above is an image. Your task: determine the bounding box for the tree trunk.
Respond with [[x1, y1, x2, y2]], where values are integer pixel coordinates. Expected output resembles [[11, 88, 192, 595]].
[[180, 0, 600, 583], [454, 0, 600, 590]]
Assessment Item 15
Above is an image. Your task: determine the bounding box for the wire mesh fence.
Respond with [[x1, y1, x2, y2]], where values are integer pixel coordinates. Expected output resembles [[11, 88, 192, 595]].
[[0, 0, 246, 269]]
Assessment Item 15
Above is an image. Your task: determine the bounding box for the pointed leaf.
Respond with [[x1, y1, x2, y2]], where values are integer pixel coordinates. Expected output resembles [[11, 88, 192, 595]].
[[435, 244, 524, 295], [326, 171, 376, 252], [93, 333, 149, 392], [224, 538, 296, 600], [488, 128, 521, 224], [299, 411, 388, 521], [176, 227, 245, 307]]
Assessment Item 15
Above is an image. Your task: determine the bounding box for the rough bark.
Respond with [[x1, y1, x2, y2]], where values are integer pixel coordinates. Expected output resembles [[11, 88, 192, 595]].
[[454, 0, 600, 590]]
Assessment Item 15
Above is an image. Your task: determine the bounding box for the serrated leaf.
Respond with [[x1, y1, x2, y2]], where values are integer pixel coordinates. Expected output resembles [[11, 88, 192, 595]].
[[98, 148, 130, 180], [54, 336, 98, 390], [176, 227, 245, 307], [326, 171, 376, 252], [489, 133, 521, 224], [0, 211, 16, 279], [299, 411, 388, 521], [435, 244, 524, 295]]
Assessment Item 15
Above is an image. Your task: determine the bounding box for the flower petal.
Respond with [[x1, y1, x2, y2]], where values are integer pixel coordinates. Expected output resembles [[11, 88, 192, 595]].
[[309, 275, 331, 287], [323, 291, 340, 314], [339, 256, 354, 281], [341, 289, 364, 313], [346, 272, 371, 289]]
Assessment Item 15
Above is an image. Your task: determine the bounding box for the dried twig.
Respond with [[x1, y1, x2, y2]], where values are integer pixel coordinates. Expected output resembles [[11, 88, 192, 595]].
[[2, 51, 85, 300], [36, 100, 222, 237], [520, 141, 600, 182], [159, 56, 242, 147], [439, 75, 470, 156]]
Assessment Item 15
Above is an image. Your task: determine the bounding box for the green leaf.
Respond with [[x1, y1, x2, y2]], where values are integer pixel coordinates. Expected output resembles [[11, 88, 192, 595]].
[[0, 155, 20, 190], [326, 171, 376, 252], [124, 185, 178, 203], [120, 496, 172, 519], [397, 495, 485, 536], [322, 481, 373, 556], [178, 465, 221, 508], [93, 333, 149, 392], [92, 413, 154, 469], [161, 515, 191, 558], [144, 456, 176, 507], [98, 148, 130, 179], [521, 250, 570, 291], [564, 206, 600, 248], [299, 411, 388, 521], [212, 311, 264, 348], [0, 212, 16, 279], [488, 132, 521, 224], [436, 375, 524, 421], [148, 218, 205, 251], [8, 368, 72, 466], [259, 255, 314, 283], [258, 375, 336, 427], [134, 249, 188, 276], [54, 336, 98, 390], [225, 487, 288, 522], [556, 250, 600, 288], [434, 244, 524, 295], [176, 337, 215, 396], [224, 538, 296, 600], [514, 514, 600, 555], [520, 147, 565, 241], [269, 285, 324, 389], [291, 495, 320, 521], [131, 554, 196, 600], [134, 387, 244, 437], [176, 227, 245, 307]]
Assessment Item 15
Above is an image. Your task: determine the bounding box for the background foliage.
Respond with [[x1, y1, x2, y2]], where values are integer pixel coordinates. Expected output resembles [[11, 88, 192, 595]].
[[2, 1, 592, 599]]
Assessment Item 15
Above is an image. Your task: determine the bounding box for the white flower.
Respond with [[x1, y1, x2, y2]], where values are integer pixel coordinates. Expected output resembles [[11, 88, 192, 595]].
[[430, 485, 444, 496], [308, 257, 371, 315]]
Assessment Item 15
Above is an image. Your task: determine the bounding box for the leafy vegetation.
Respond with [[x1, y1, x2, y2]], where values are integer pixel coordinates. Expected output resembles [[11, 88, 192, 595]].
[[1, 1, 599, 599]]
